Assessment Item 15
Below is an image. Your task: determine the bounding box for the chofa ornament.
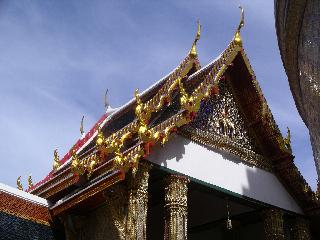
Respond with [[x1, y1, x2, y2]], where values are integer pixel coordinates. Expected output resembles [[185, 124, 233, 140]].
[[27, 175, 33, 188], [16, 176, 23, 191]]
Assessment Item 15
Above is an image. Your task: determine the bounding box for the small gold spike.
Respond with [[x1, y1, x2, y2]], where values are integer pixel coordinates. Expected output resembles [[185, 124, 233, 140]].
[[135, 89, 142, 104], [80, 115, 84, 136], [234, 6, 244, 45], [283, 127, 292, 152], [104, 89, 109, 111], [53, 149, 61, 171], [189, 20, 201, 57], [17, 176, 23, 191], [28, 175, 33, 188]]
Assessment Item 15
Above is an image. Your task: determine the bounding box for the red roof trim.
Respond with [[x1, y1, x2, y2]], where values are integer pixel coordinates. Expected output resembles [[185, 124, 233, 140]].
[[27, 113, 108, 192]]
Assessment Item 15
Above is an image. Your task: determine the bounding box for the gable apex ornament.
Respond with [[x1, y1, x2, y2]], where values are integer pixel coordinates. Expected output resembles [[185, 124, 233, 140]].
[[278, 127, 292, 153], [234, 6, 244, 45], [284, 127, 292, 152], [104, 89, 110, 112], [189, 20, 201, 57], [80, 115, 85, 137]]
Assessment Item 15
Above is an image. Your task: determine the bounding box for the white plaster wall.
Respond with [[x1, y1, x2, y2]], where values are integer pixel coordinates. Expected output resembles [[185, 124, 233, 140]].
[[148, 135, 302, 214]]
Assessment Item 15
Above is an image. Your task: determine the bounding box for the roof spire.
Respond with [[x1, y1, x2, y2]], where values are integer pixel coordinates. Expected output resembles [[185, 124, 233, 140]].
[[80, 115, 85, 137], [284, 127, 292, 152], [234, 6, 244, 45], [104, 89, 109, 111], [28, 175, 33, 188], [135, 89, 142, 105], [17, 176, 23, 190], [189, 19, 201, 57]]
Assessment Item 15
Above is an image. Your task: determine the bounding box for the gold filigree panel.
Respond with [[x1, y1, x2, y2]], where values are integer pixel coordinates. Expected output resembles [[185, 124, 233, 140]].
[[182, 77, 269, 169]]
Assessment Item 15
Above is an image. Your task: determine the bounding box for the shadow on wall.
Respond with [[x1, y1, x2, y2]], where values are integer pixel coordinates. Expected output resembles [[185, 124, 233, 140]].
[[149, 135, 189, 168], [241, 164, 301, 214], [149, 134, 244, 168]]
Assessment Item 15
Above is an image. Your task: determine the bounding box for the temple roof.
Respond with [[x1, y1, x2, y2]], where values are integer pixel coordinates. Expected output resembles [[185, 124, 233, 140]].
[[23, 14, 320, 217]]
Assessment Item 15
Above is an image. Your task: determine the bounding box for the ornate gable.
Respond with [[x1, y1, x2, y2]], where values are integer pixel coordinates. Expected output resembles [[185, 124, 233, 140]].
[[180, 74, 271, 171]]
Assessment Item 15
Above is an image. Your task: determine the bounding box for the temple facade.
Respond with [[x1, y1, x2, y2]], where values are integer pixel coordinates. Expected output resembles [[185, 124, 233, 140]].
[[1, 8, 320, 240]]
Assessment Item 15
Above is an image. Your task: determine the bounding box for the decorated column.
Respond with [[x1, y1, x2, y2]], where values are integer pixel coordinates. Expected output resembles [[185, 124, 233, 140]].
[[104, 162, 151, 240], [126, 162, 151, 240], [164, 175, 189, 240], [262, 208, 285, 240], [104, 184, 128, 240], [292, 217, 311, 240]]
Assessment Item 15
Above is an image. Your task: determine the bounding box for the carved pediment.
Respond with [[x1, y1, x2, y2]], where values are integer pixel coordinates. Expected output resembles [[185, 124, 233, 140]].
[[181, 77, 271, 171]]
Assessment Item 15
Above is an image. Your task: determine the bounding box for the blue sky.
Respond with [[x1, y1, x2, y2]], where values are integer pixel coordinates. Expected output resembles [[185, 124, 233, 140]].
[[0, 0, 317, 190]]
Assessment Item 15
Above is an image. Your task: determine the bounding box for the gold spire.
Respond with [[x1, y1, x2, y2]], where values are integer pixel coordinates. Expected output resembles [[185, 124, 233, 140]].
[[53, 149, 61, 171], [17, 176, 23, 191], [28, 175, 33, 188], [189, 20, 201, 57], [284, 127, 292, 152], [104, 89, 109, 111], [234, 6, 244, 45], [135, 89, 142, 105], [80, 115, 84, 136]]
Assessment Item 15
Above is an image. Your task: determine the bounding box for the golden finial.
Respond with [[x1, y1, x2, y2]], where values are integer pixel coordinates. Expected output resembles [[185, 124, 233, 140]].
[[80, 115, 84, 136], [135, 89, 142, 104], [17, 176, 23, 191], [284, 127, 292, 152], [53, 149, 61, 171], [104, 89, 109, 111], [234, 6, 244, 45], [189, 20, 201, 57], [28, 175, 33, 188]]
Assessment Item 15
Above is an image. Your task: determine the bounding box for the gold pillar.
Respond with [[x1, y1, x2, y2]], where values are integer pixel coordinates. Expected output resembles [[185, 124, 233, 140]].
[[104, 162, 151, 240], [164, 175, 189, 240], [262, 208, 285, 240], [126, 162, 151, 240], [105, 184, 128, 240], [293, 217, 311, 240]]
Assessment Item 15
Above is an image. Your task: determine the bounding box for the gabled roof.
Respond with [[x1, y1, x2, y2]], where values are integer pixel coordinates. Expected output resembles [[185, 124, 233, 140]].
[[28, 42, 201, 199], [26, 16, 320, 217]]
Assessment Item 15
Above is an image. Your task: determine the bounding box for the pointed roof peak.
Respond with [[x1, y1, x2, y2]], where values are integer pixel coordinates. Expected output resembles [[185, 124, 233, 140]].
[[234, 6, 245, 45], [189, 19, 201, 57]]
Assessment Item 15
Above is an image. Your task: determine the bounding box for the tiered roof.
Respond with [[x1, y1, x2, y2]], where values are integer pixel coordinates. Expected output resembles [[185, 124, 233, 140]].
[[22, 9, 320, 217]]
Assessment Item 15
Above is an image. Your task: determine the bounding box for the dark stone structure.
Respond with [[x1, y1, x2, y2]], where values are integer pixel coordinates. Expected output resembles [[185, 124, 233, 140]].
[[0, 212, 56, 240], [274, 0, 320, 181]]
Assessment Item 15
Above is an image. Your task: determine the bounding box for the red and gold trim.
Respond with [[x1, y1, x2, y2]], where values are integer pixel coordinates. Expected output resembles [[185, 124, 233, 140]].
[[0, 192, 51, 226], [51, 170, 124, 216]]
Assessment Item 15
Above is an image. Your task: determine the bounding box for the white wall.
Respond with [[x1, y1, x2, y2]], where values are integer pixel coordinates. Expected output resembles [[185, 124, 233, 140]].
[[148, 135, 302, 214]]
